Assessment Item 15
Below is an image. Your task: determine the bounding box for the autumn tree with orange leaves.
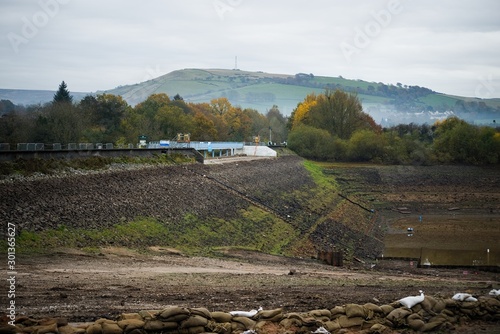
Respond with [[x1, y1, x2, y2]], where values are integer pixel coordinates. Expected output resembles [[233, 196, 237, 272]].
[[288, 89, 382, 161]]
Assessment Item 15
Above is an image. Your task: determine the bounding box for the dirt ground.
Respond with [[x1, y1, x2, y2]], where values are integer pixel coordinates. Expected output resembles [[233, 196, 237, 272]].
[[2, 157, 500, 333], [7, 247, 500, 331]]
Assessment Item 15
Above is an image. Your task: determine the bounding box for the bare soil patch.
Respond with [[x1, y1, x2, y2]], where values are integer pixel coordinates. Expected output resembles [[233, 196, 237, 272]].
[[5, 248, 499, 334]]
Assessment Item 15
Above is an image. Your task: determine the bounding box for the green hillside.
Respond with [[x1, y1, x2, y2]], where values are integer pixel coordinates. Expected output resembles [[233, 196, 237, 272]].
[[105, 68, 394, 113], [103, 68, 500, 124]]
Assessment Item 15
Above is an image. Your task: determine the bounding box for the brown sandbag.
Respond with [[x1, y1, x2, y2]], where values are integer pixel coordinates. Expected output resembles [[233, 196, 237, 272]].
[[34, 323, 59, 334], [161, 314, 190, 323], [259, 314, 283, 323], [460, 301, 479, 309], [323, 320, 341, 332], [39, 318, 67, 327], [337, 315, 363, 328], [296, 316, 318, 326], [116, 320, 145, 334], [255, 308, 283, 320], [230, 321, 246, 332], [188, 308, 211, 320], [210, 312, 232, 324], [158, 307, 190, 320], [117, 314, 142, 322], [37, 319, 56, 327], [101, 323, 122, 334], [180, 315, 208, 329], [407, 313, 424, 331], [308, 309, 331, 319], [345, 304, 365, 318], [283, 313, 302, 321], [386, 308, 411, 327], [330, 306, 345, 317], [137, 311, 159, 321], [482, 297, 500, 312], [368, 323, 391, 334], [443, 298, 457, 308], [279, 318, 302, 329], [433, 300, 447, 314], [364, 303, 383, 314], [58, 325, 78, 334], [415, 297, 439, 317], [143, 320, 178, 331], [231, 316, 255, 330], [86, 324, 101, 334], [379, 305, 394, 316]]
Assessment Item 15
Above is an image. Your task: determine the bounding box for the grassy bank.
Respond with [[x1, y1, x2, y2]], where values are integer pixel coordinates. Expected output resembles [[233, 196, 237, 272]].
[[10, 206, 299, 256]]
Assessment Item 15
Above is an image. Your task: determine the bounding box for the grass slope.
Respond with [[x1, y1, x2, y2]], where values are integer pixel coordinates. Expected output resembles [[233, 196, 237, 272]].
[[104, 69, 500, 120]]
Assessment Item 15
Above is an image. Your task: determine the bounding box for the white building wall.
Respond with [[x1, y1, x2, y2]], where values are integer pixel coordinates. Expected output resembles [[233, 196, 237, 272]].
[[237, 145, 277, 157]]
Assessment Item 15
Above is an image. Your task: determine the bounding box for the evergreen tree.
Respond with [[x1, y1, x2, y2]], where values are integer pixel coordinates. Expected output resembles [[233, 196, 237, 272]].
[[53, 81, 73, 104]]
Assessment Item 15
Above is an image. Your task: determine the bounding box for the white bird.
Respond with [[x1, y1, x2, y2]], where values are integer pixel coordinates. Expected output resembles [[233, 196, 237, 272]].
[[399, 290, 425, 308], [489, 289, 500, 296], [230, 306, 263, 317], [452, 293, 477, 302]]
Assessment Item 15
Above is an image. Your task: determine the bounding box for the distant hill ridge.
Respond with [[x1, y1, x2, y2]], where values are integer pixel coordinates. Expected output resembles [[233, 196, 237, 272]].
[[2, 68, 499, 124]]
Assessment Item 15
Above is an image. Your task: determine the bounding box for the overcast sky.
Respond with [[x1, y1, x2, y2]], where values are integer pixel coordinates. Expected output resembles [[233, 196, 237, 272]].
[[1, 0, 499, 98]]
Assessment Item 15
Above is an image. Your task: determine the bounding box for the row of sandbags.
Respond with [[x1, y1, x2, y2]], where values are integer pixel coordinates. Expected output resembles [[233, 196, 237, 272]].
[[4, 295, 500, 334]]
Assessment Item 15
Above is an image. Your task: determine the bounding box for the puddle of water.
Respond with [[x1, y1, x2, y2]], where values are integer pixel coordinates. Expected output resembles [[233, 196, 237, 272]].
[[383, 215, 500, 267]]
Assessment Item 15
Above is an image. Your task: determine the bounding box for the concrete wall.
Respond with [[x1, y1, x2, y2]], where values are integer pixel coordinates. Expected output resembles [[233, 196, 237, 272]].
[[238, 145, 277, 157]]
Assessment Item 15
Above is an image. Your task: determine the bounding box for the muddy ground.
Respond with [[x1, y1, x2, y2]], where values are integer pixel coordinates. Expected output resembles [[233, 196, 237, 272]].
[[9, 248, 500, 325], [2, 156, 500, 333]]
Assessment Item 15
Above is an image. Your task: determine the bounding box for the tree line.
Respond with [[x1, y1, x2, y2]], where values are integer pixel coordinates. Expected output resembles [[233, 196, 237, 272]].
[[1, 82, 498, 165], [287, 89, 500, 165], [0, 82, 288, 147]]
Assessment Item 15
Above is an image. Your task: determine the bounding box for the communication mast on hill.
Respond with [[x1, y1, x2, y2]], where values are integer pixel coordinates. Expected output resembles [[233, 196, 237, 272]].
[[234, 56, 238, 70]]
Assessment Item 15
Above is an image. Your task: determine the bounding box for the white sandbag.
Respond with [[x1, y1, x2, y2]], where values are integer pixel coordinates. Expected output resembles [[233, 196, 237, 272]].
[[398, 290, 425, 308], [230, 307, 262, 318], [452, 293, 477, 302]]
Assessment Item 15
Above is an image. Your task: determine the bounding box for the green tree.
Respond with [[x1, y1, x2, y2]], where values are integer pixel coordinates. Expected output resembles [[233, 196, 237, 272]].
[[347, 130, 386, 162], [289, 89, 378, 140], [155, 105, 194, 139], [431, 117, 500, 164], [310, 89, 374, 139], [45, 103, 85, 143], [53, 81, 73, 104], [80, 94, 130, 143], [266, 105, 288, 144], [288, 124, 335, 160]]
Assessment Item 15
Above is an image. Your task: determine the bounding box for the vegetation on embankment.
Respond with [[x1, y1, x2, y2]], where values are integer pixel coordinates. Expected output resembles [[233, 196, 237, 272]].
[[0, 153, 193, 177], [13, 207, 298, 256], [1, 155, 382, 261]]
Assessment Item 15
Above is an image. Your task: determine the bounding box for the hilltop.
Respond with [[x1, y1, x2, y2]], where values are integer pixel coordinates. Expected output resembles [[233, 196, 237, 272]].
[[103, 68, 500, 124]]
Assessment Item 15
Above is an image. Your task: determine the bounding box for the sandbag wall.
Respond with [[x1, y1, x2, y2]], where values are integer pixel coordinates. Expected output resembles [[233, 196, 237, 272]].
[[4, 296, 500, 334]]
